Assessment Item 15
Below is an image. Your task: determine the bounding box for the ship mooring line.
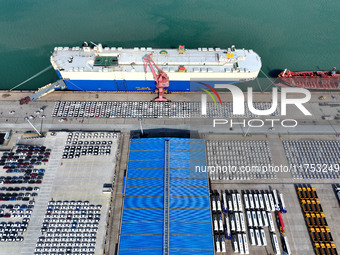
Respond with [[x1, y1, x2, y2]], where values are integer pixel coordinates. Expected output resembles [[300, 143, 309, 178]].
[[260, 69, 277, 92], [256, 78, 263, 92], [10, 66, 53, 91], [66, 80, 85, 91]]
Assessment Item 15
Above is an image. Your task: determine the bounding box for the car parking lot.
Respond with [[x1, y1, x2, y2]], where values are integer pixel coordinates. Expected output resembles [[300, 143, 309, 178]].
[[282, 140, 340, 179], [206, 139, 276, 180], [62, 132, 118, 159], [51, 101, 280, 119], [0, 131, 120, 255], [0, 144, 50, 245], [34, 200, 102, 255]]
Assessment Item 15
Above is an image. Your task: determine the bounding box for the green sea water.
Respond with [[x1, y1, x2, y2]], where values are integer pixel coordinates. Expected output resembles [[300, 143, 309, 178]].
[[0, 0, 339, 90]]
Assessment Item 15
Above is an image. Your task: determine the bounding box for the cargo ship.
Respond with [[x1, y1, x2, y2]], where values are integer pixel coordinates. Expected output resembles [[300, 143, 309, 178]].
[[277, 68, 340, 90], [50, 43, 262, 91]]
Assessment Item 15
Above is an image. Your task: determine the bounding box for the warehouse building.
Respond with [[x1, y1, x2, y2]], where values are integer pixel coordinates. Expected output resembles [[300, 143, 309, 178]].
[[118, 138, 214, 255]]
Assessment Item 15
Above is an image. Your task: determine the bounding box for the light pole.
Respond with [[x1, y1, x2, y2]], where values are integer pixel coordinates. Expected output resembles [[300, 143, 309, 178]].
[[24, 116, 41, 136], [138, 117, 144, 136]]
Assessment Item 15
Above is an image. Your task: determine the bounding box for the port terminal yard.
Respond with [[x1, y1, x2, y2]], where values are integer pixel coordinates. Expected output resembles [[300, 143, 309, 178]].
[[0, 90, 339, 255]]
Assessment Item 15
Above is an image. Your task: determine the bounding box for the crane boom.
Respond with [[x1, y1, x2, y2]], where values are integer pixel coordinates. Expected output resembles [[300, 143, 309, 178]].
[[143, 54, 169, 101]]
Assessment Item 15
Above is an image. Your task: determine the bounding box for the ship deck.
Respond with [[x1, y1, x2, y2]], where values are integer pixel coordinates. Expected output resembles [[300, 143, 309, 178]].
[[51, 47, 261, 73]]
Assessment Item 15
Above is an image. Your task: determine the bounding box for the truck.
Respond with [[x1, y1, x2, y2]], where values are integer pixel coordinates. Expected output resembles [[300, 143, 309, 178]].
[[268, 212, 275, 232], [280, 193, 287, 213], [246, 211, 253, 227], [258, 193, 265, 210], [243, 193, 250, 210], [225, 216, 232, 240], [262, 211, 269, 227], [238, 234, 244, 254], [254, 194, 260, 209], [228, 195, 233, 212], [249, 194, 255, 209], [230, 214, 236, 232], [272, 190, 280, 211], [271, 233, 281, 255], [237, 193, 243, 211], [243, 233, 250, 254], [257, 211, 263, 227], [283, 235, 292, 255], [249, 228, 256, 246], [251, 211, 258, 228], [232, 193, 238, 212], [240, 212, 246, 232], [219, 215, 224, 232], [221, 236, 226, 252], [260, 229, 267, 246], [211, 197, 216, 212], [264, 193, 271, 211], [217, 196, 222, 212], [255, 229, 262, 246], [335, 186, 340, 203], [268, 193, 276, 211], [233, 235, 239, 253], [215, 235, 221, 252], [222, 192, 228, 213], [235, 212, 241, 232], [214, 215, 219, 232]]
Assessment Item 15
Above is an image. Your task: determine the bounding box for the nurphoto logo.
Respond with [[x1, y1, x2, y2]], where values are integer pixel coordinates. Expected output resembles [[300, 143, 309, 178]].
[[200, 84, 312, 128]]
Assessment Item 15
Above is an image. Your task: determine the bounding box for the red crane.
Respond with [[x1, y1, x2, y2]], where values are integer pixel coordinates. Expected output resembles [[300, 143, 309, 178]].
[[143, 54, 169, 101], [277, 211, 286, 235]]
